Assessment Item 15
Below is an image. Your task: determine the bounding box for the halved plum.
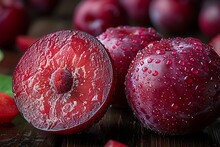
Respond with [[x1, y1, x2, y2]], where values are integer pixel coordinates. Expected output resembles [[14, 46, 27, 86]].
[[12, 30, 115, 134]]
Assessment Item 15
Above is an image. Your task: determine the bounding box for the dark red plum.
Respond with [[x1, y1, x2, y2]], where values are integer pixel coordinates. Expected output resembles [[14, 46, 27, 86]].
[[97, 26, 161, 107], [119, 0, 151, 25], [126, 37, 220, 135], [199, 0, 220, 38], [28, 0, 59, 14], [72, 0, 128, 36], [0, 0, 29, 48], [16, 35, 38, 52], [149, 0, 199, 35]]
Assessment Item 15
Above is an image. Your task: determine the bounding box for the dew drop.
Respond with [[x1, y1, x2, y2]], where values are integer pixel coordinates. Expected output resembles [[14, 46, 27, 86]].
[[133, 39, 138, 44], [178, 60, 185, 66], [191, 68, 199, 74], [102, 33, 107, 39], [156, 50, 165, 55], [155, 59, 161, 63], [171, 103, 178, 110], [147, 58, 153, 63], [138, 84, 143, 89], [152, 71, 159, 76], [116, 41, 121, 46], [184, 67, 190, 72], [142, 67, 148, 72], [171, 50, 177, 55], [190, 58, 195, 62], [203, 64, 209, 72], [134, 76, 139, 81], [121, 46, 126, 51], [112, 45, 116, 49], [184, 76, 193, 84], [180, 50, 187, 54], [166, 59, 172, 65]]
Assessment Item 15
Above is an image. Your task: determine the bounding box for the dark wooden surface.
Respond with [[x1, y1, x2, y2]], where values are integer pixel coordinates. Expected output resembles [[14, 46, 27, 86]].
[[0, 0, 220, 146], [0, 105, 220, 147]]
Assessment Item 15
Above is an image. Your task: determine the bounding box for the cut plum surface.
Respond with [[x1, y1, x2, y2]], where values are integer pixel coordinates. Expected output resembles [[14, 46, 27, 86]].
[[12, 30, 114, 134]]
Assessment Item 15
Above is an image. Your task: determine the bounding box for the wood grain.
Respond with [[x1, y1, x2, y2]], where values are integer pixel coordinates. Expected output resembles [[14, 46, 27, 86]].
[[0, 107, 219, 147]]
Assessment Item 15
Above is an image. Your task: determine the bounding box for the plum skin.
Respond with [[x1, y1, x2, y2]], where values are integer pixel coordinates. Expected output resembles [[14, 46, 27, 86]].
[[97, 26, 161, 107], [0, 0, 29, 47], [149, 0, 199, 35], [72, 0, 127, 36], [198, 1, 220, 38], [125, 37, 220, 135]]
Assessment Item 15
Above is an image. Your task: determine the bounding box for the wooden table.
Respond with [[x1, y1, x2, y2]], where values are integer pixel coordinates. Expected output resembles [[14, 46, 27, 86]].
[[0, 105, 220, 147]]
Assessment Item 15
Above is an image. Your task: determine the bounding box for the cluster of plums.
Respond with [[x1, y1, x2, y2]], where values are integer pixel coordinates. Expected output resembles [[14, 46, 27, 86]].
[[1, 0, 220, 139], [1, 0, 220, 49]]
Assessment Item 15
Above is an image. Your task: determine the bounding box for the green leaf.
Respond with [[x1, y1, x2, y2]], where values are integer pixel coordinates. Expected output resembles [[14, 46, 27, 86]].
[[0, 74, 13, 97], [0, 49, 3, 62]]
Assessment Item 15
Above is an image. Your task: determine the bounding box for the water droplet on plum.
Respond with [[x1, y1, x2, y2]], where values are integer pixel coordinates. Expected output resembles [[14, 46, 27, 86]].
[[147, 58, 153, 63], [152, 71, 159, 76], [191, 68, 199, 74], [155, 59, 161, 63], [166, 59, 172, 65], [142, 67, 148, 72], [178, 60, 185, 66], [184, 76, 193, 84]]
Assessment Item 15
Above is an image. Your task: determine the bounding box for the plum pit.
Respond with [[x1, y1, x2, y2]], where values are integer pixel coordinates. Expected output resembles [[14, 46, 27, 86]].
[[51, 68, 73, 94]]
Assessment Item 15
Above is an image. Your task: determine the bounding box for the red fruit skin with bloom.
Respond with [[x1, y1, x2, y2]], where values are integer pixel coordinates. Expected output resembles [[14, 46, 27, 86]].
[[199, 1, 220, 38], [119, 0, 151, 25], [126, 37, 220, 135], [28, 0, 59, 14], [0, 92, 19, 123], [73, 0, 128, 36], [0, 0, 29, 48], [97, 26, 161, 107], [149, 0, 199, 35], [13, 30, 115, 134], [16, 35, 38, 52]]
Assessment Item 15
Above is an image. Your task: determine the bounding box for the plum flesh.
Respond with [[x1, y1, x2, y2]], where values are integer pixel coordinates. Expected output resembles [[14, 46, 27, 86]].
[[13, 30, 114, 134]]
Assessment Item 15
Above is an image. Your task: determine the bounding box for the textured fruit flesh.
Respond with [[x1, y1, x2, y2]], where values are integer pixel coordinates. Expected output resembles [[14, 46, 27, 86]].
[[126, 37, 220, 135], [13, 30, 114, 134], [0, 92, 19, 123]]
